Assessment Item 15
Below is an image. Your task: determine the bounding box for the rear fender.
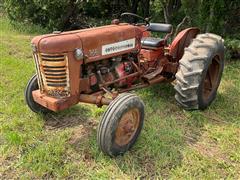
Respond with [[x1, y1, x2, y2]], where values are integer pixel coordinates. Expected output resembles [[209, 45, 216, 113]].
[[169, 27, 200, 61]]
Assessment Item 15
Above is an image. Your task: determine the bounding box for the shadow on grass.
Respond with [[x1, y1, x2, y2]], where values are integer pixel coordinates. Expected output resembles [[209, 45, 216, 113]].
[[38, 80, 239, 178], [43, 105, 92, 130], [115, 82, 239, 177]]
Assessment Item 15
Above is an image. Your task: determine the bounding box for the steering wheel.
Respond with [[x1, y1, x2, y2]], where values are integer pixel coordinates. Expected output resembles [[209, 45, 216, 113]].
[[120, 12, 150, 25]]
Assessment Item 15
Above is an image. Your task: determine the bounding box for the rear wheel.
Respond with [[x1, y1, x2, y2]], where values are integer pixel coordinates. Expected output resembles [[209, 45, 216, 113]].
[[25, 74, 51, 113], [97, 93, 144, 157], [174, 33, 224, 110]]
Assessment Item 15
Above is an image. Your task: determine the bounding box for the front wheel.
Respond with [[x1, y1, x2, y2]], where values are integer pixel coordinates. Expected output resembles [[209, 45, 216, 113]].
[[24, 74, 51, 113], [97, 93, 145, 157]]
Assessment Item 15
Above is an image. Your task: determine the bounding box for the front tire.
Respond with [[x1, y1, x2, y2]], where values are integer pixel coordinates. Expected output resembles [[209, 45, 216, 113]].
[[174, 33, 224, 110], [25, 74, 51, 113], [97, 93, 145, 157]]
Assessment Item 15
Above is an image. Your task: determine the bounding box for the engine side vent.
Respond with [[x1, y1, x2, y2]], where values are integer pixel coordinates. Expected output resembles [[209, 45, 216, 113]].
[[36, 53, 70, 97]]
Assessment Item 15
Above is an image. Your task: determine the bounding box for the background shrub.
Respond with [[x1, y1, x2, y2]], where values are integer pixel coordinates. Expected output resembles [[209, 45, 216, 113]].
[[3, 0, 239, 33], [2, 0, 240, 58]]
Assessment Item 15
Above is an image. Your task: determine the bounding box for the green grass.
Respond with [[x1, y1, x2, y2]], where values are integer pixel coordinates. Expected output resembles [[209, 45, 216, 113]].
[[0, 15, 240, 179]]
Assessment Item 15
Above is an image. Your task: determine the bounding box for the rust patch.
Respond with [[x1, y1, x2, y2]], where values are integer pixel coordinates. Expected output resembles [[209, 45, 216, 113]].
[[35, 53, 71, 97], [115, 108, 140, 146], [169, 27, 200, 61]]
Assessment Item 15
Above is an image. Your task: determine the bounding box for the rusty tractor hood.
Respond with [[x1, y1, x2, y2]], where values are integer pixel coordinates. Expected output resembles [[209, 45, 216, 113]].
[[32, 24, 143, 63]]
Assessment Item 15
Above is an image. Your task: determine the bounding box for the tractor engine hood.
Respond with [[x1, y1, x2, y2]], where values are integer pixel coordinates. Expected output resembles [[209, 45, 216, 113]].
[[31, 33, 82, 53], [31, 24, 143, 63]]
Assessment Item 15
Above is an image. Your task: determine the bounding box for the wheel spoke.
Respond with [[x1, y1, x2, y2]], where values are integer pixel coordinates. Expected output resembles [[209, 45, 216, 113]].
[[207, 70, 213, 89], [215, 57, 221, 64]]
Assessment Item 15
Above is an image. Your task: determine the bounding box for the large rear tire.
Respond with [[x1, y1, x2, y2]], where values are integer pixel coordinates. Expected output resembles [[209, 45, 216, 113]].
[[174, 33, 224, 110], [25, 74, 51, 113], [97, 93, 144, 157]]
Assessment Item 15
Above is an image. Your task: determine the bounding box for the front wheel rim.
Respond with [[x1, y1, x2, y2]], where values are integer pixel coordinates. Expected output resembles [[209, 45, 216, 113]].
[[114, 108, 140, 146]]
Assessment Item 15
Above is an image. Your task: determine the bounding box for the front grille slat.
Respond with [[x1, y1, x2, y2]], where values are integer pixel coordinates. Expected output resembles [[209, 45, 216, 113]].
[[42, 54, 64, 58], [44, 69, 66, 73], [35, 53, 70, 97], [46, 79, 67, 82], [43, 65, 66, 68], [42, 59, 65, 62], [45, 73, 67, 77], [45, 76, 66, 80], [41, 61, 66, 66], [47, 81, 67, 84], [47, 83, 67, 87]]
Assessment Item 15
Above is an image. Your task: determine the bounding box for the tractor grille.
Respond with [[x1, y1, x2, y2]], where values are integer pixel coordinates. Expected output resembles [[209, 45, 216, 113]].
[[33, 53, 70, 98]]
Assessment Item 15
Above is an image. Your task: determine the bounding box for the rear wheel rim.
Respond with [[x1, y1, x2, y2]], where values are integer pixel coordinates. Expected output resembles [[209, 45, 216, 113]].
[[115, 108, 140, 146], [202, 55, 221, 101]]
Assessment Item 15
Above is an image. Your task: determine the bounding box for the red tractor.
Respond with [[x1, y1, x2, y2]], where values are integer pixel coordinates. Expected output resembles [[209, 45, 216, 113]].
[[25, 13, 224, 156]]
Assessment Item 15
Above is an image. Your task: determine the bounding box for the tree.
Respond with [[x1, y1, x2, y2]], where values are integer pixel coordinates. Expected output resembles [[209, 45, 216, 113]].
[[158, 0, 181, 23]]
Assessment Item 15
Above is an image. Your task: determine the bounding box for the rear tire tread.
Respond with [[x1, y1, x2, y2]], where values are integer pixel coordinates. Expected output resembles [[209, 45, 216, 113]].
[[174, 33, 224, 110]]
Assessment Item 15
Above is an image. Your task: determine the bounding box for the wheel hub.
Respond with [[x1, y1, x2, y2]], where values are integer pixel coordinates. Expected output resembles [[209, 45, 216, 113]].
[[115, 108, 140, 146]]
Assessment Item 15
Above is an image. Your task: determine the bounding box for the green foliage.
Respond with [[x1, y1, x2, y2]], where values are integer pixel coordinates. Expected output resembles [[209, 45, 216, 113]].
[[3, 0, 117, 30], [3, 0, 79, 30], [225, 38, 240, 59], [84, 0, 112, 17], [225, 39, 240, 50], [150, 0, 163, 21], [3, 0, 240, 37], [1, 15, 240, 179], [180, 0, 239, 36]]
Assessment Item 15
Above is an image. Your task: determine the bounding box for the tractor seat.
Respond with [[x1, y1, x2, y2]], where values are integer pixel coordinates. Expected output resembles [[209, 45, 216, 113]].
[[141, 37, 165, 48], [147, 23, 173, 33]]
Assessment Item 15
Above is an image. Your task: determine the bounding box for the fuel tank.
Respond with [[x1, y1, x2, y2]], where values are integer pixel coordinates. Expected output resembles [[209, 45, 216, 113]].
[[32, 23, 143, 63]]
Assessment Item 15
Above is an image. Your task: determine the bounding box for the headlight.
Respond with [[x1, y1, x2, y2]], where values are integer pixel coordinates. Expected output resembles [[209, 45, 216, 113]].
[[75, 48, 84, 60]]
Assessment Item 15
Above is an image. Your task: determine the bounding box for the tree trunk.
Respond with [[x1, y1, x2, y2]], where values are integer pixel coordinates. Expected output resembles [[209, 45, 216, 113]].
[[206, 2, 214, 32], [124, 0, 131, 11], [131, 0, 140, 14], [141, 0, 150, 17], [61, 0, 77, 30], [160, 0, 170, 23], [160, 0, 182, 24]]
